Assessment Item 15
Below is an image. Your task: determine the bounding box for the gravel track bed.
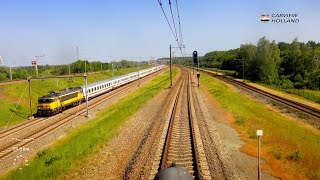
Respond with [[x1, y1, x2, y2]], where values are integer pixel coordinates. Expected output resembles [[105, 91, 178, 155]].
[[194, 74, 278, 180], [0, 70, 164, 175], [122, 74, 183, 179], [190, 75, 241, 180]]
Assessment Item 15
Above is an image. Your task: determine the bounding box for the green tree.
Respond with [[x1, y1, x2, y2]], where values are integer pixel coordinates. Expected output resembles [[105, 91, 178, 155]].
[[239, 44, 257, 80]]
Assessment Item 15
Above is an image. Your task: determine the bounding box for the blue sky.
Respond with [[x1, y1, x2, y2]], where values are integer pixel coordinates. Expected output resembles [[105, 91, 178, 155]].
[[0, 0, 319, 66]]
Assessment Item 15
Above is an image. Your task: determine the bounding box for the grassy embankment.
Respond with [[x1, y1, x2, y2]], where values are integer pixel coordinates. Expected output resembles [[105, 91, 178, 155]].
[[203, 68, 320, 104], [0, 67, 149, 128], [2, 67, 178, 179], [201, 73, 320, 179], [265, 84, 320, 104]]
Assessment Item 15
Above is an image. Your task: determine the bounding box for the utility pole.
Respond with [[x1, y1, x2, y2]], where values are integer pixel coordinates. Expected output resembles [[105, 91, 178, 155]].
[[84, 73, 89, 117], [76, 45, 79, 60], [9, 66, 12, 80], [112, 62, 114, 77], [169, 44, 185, 88], [28, 77, 33, 119], [169, 44, 172, 88], [138, 60, 141, 87], [84, 60, 87, 73], [243, 59, 245, 82], [235, 58, 245, 82]]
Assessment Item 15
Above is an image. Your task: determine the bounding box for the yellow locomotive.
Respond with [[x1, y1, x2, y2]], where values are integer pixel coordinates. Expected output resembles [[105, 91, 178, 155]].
[[37, 87, 84, 116]]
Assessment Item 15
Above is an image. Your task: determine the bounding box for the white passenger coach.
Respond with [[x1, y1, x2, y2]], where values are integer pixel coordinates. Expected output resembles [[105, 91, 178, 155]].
[[82, 65, 165, 99]]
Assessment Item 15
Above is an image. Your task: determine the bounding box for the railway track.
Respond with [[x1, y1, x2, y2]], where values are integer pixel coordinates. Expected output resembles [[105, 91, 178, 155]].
[[154, 69, 210, 179], [0, 69, 164, 161], [0, 118, 47, 140], [200, 69, 320, 119]]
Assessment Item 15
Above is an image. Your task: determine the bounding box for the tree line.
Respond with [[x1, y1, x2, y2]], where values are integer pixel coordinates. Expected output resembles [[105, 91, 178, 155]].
[[202, 37, 320, 89], [0, 60, 148, 81]]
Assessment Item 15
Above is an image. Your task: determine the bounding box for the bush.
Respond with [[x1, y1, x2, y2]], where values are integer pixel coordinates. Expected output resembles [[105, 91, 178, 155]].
[[235, 118, 245, 126], [290, 150, 302, 161], [280, 78, 294, 89]]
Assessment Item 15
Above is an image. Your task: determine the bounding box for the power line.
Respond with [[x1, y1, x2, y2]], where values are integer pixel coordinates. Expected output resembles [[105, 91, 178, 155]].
[[157, 0, 179, 42], [168, 0, 179, 44], [175, 0, 184, 51]]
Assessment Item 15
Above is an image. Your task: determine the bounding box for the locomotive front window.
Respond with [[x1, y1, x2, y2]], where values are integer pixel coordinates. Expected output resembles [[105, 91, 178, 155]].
[[38, 99, 54, 103]]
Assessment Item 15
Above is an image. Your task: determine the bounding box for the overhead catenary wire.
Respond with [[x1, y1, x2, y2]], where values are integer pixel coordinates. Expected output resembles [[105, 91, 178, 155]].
[[157, 0, 179, 42], [175, 0, 185, 53], [157, 0, 187, 59], [168, 0, 179, 44]]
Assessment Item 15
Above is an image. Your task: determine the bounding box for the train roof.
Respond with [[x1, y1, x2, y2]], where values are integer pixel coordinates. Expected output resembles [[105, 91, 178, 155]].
[[39, 87, 82, 99], [83, 65, 162, 88], [84, 71, 138, 88]]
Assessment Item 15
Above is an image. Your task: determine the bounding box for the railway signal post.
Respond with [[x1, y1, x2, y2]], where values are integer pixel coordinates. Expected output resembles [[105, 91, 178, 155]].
[[193, 51, 200, 87], [84, 73, 90, 117], [257, 129, 263, 180]]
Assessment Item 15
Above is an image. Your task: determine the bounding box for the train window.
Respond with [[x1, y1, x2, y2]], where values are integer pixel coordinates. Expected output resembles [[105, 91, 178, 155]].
[[95, 87, 96, 91]]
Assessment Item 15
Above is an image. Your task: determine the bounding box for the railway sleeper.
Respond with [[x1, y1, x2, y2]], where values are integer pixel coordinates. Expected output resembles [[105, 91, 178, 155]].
[[168, 151, 192, 156], [167, 157, 193, 162], [169, 145, 191, 149]]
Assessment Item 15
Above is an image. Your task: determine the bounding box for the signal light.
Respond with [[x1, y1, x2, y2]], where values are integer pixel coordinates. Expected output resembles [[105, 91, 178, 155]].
[[193, 51, 198, 65]]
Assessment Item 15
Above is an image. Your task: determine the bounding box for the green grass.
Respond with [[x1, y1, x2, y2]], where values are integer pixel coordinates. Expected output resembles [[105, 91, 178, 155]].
[[2, 67, 178, 180], [203, 68, 320, 104], [200, 73, 320, 179], [0, 67, 149, 128], [203, 67, 237, 76]]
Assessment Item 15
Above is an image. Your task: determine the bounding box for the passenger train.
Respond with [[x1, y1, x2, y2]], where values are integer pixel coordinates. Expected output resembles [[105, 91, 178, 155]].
[[37, 65, 165, 116]]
